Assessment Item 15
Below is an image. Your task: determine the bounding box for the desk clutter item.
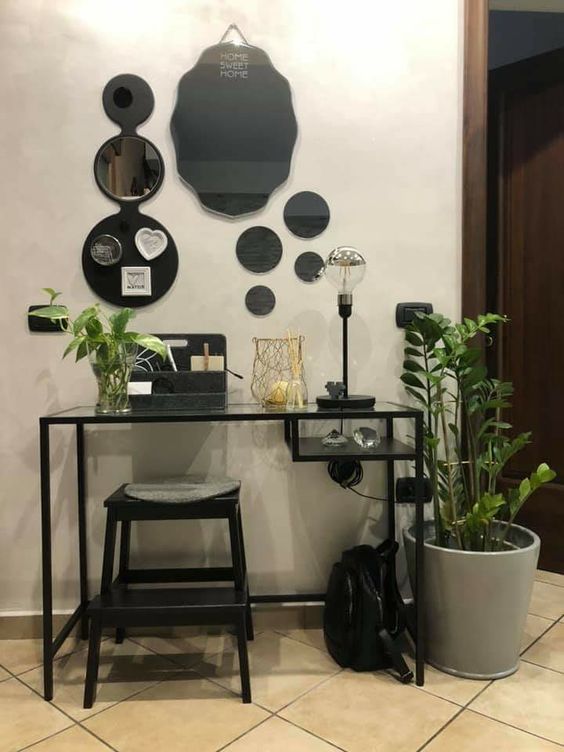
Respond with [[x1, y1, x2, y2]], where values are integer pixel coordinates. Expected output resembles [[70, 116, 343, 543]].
[[129, 333, 228, 409], [84, 478, 253, 708], [171, 25, 297, 217], [251, 335, 306, 407], [82, 74, 178, 307]]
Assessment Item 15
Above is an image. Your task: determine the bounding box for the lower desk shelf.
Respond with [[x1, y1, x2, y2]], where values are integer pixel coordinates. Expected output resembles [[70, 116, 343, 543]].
[[289, 435, 416, 462]]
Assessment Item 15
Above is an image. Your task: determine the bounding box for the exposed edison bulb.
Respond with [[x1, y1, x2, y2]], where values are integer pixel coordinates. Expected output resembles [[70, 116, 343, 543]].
[[324, 247, 366, 294]]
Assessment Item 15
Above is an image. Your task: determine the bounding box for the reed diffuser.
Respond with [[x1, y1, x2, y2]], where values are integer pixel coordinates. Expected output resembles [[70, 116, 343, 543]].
[[285, 330, 308, 410]]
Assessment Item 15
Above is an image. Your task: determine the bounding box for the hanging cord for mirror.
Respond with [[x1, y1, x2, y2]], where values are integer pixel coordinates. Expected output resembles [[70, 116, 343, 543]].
[[327, 459, 386, 502], [219, 24, 250, 46]]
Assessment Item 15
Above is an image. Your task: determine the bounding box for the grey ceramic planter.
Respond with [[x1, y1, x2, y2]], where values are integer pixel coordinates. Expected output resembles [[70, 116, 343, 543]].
[[404, 521, 540, 679]]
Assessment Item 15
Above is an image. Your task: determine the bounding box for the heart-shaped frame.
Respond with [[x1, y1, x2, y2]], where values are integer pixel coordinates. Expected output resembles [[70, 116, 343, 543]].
[[135, 227, 168, 261]]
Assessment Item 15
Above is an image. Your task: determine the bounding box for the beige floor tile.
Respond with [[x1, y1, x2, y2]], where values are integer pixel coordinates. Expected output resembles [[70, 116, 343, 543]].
[[521, 614, 554, 652], [26, 725, 114, 751], [196, 630, 339, 712], [84, 673, 268, 752], [280, 669, 458, 752], [129, 626, 237, 668], [279, 628, 327, 653], [20, 638, 181, 722], [470, 661, 564, 745], [0, 666, 10, 682], [536, 569, 564, 588], [0, 678, 72, 752], [0, 636, 85, 676], [406, 656, 489, 706], [528, 581, 564, 620], [523, 621, 564, 673], [222, 716, 339, 751], [425, 709, 561, 751]]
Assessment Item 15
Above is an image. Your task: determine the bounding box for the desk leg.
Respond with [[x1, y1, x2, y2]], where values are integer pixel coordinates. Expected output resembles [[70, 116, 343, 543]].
[[386, 418, 395, 540], [77, 425, 89, 640], [40, 421, 53, 701], [414, 413, 425, 686]]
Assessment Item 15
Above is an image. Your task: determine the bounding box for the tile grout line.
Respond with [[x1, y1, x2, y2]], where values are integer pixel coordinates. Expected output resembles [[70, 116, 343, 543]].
[[520, 657, 564, 677], [466, 706, 564, 747], [535, 577, 564, 590], [214, 714, 275, 752], [520, 616, 562, 656], [274, 714, 348, 752], [415, 677, 495, 752]]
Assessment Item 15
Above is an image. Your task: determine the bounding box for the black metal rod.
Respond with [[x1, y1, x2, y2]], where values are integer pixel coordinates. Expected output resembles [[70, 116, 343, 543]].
[[414, 412, 425, 686], [40, 420, 53, 701], [76, 425, 89, 640], [342, 315, 348, 397], [251, 593, 326, 604], [386, 418, 395, 540], [52, 604, 84, 655]]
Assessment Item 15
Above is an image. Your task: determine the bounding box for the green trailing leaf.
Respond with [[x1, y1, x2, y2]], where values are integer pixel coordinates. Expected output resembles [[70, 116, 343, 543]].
[[30, 305, 69, 320], [131, 334, 166, 361], [110, 308, 134, 337]]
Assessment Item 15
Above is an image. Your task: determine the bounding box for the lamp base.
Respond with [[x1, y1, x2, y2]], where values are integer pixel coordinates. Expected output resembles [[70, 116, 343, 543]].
[[316, 394, 376, 409]]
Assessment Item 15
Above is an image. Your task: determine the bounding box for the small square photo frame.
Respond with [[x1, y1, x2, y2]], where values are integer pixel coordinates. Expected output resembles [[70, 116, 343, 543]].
[[121, 266, 152, 297]]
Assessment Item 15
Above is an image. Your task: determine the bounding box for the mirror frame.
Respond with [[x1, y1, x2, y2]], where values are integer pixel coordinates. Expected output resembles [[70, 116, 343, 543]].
[[94, 135, 165, 205]]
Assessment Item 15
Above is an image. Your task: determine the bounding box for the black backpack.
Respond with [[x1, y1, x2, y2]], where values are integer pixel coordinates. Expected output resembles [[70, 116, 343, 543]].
[[323, 540, 413, 682]]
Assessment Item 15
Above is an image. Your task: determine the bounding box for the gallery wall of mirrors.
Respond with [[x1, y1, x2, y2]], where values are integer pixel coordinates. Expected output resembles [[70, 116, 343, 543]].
[[80, 28, 334, 313]]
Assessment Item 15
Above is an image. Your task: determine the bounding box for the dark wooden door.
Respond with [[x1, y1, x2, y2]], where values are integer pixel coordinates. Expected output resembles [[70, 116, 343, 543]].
[[489, 49, 564, 572]]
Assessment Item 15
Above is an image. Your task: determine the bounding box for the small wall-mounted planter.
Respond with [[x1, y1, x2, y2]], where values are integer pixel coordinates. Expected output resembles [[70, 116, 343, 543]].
[[404, 521, 539, 679]]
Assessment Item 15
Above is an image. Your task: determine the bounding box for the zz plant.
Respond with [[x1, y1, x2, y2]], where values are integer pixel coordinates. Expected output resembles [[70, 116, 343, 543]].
[[30, 289, 166, 412], [402, 312, 554, 551]]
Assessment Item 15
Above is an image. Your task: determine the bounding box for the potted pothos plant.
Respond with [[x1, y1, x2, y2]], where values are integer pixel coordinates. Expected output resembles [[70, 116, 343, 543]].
[[30, 289, 166, 414], [401, 312, 554, 679]]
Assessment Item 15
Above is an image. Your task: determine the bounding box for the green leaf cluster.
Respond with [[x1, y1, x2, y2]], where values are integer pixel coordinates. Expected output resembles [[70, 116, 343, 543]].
[[29, 290, 166, 365], [401, 311, 555, 551]]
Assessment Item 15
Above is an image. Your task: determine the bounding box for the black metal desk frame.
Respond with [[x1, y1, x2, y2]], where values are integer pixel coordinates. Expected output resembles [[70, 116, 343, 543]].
[[39, 403, 425, 700]]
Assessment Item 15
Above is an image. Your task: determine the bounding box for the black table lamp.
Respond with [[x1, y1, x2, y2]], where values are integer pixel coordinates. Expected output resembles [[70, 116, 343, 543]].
[[316, 247, 376, 408]]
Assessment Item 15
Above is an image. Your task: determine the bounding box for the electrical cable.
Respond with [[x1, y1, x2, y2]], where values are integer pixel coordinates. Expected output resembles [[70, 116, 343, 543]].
[[327, 459, 387, 502]]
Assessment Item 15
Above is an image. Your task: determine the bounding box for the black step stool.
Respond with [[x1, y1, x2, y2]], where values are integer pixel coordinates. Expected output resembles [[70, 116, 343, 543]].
[[83, 477, 253, 708]]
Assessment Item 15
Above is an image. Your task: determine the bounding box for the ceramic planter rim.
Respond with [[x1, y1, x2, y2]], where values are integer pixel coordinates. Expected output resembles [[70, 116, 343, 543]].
[[404, 521, 540, 557]]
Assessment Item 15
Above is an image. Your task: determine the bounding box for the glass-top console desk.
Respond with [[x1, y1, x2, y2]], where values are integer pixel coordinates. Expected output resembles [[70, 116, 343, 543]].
[[39, 402, 425, 699]]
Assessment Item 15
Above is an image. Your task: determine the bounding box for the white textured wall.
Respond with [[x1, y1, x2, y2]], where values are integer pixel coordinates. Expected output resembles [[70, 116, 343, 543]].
[[0, 0, 462, 613]]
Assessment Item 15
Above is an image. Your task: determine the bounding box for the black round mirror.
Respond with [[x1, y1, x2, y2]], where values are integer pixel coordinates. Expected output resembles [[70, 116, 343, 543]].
[[94, 136, 164, 202], [284, 191, 330, 238]]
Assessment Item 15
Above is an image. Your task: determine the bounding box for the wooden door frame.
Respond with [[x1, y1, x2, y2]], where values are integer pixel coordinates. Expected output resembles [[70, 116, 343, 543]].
[[462, 0, 489, 319]]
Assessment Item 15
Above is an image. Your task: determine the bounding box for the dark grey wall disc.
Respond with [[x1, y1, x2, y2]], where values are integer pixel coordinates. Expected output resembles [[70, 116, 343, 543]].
[[284, 191, 330, 238], [236, 226, 282, 273], [295, 251, 324, 282], [245, 285, 275, 315]]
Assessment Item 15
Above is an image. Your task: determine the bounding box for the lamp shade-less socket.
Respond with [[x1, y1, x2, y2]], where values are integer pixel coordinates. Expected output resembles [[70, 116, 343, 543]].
[[28, 306, 67, 332], [395, 302, 433, 328], [396, 476, 433, 504]]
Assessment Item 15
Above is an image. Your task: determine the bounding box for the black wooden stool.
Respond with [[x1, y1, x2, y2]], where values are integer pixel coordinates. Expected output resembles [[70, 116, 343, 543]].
[[83, 477, 253, 708]]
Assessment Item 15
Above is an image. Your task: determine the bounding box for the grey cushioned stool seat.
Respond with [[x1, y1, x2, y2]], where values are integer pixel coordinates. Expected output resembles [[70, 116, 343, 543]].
[[83, 477, 253, 709], [125, 475, 241, 503]]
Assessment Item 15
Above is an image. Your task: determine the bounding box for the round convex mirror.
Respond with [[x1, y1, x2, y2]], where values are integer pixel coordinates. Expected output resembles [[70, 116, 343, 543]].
[[95, 136, 163, 202]]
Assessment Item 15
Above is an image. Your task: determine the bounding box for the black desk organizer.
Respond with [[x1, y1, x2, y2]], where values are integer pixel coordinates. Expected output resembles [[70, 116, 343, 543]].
[[129, 333, 227, 410]]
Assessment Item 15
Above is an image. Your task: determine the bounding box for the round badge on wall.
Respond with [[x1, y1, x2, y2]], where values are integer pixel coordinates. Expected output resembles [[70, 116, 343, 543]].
[[245, 285, 276, 316], [90, 234, 122, 266]]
